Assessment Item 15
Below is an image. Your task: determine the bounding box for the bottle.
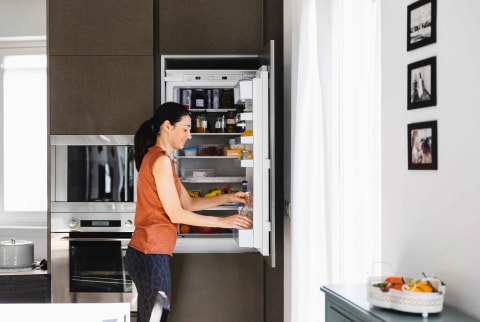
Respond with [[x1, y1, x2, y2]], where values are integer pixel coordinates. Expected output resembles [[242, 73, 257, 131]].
[[192, 89, 205, 109], [239, 180, 248, 206], [225, 111, 236, 133], [181, 88, 192, 109], [214, 115, 225, 133]]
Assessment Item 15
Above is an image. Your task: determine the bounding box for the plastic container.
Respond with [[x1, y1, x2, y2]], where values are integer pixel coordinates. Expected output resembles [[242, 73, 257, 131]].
[[180, 168, 215, 178], [183, 147, 198, 156], [199, 144, 224, 156]]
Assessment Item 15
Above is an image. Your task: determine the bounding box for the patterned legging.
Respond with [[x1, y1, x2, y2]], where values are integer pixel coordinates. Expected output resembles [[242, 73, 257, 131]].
[[125, 247, 171, 322]]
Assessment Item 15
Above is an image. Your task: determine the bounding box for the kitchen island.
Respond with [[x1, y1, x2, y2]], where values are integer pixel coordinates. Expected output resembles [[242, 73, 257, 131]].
[[321, 284, 479, 322]]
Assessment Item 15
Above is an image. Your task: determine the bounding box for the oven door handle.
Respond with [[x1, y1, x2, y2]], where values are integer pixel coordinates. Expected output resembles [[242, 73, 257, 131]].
[[60, 237, 131, 242]]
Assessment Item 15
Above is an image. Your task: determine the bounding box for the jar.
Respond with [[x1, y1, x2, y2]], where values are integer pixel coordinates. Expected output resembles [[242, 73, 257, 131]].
[[195, 113, 208, 133], [192, 89, 205, 109], [240, 192, 253, 220], [225, 111, 236, 133], [221, 88, 234, 109], [241, 150, 253, 160]]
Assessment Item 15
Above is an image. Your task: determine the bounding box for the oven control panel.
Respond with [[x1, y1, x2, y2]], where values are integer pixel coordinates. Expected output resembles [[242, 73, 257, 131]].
[[51, 212, 135, 233]]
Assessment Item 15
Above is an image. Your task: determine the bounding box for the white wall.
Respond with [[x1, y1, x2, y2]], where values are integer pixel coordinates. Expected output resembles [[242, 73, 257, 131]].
[[0, 0, 47, 261], [0, 0, 46, 38], [382, 0, 480, 318]]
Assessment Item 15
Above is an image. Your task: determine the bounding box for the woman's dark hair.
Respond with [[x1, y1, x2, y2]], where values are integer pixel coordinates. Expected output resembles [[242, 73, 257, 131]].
[[134, 102, 190, 170]]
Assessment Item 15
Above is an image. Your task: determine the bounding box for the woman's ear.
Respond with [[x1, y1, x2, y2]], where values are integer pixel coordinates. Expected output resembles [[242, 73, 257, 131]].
[[163, 120, 172, 131]]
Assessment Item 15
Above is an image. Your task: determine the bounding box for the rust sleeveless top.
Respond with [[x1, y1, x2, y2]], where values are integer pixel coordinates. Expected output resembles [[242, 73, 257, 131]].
[[128, 146, 181, 256]]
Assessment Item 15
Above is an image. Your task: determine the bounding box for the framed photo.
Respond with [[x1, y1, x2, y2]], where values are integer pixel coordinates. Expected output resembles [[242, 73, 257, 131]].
[[408, 120, 437, 170], [407, 0, 437, 51], [408, 56, 436, 110]]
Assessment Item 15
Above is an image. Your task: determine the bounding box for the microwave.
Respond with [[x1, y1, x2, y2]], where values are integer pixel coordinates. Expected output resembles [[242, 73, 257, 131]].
[[50, 135, 137, 213]]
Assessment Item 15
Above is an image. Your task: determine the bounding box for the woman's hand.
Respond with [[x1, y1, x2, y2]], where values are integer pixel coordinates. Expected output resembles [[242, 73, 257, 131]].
[[226, 191, 253, 206], [220, 214, 253, 229]]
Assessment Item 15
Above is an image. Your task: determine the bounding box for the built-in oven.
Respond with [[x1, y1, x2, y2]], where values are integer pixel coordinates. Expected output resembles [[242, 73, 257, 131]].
[[50, 135, 136, 213], [50, 135, 138, 312], [50, 212, 137, 311]]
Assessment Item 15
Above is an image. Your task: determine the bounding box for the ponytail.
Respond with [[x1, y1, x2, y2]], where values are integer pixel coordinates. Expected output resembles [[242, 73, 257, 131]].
[[134, 118, 157, 171]]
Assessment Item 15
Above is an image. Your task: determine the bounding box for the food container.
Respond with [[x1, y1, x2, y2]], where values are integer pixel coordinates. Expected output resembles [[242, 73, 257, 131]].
[[183, 147, 198, 156], [180, 168, 215, 178], [0, 238, 34, 269], [225, 149, 242, 157], [199, 144, 224, 156]]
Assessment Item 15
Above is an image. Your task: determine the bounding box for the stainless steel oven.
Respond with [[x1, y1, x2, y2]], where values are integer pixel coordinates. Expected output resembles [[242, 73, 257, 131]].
[[50, 212, 137, 311], [50, 135, 136, 213]]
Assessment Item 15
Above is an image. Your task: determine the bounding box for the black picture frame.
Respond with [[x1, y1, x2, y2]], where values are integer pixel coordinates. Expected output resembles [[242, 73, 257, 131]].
[[408, 120, 437, 170], [407, 0, 437, 51], [408, 56, 436, 110]]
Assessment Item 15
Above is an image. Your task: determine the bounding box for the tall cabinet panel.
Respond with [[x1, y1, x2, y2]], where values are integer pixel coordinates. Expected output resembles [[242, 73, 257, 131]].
[[48, 0, 153, 55], [49, 55, 153, 135], [48, 0, 154, 134], [158, 0, 263, 55]]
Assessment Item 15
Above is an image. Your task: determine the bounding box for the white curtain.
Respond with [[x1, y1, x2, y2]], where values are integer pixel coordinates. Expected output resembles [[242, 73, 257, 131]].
[[288, 0, 381, 321]]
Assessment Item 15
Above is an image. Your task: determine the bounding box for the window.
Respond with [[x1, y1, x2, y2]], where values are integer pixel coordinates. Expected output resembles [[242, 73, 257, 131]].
[[0, 38, 47, 222]]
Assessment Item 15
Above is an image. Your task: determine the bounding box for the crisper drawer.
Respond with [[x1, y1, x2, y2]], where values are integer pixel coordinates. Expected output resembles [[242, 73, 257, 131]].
[[173, 235, 256, 253]]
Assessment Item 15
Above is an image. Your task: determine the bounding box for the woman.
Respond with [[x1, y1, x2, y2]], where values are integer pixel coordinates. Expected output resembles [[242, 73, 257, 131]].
[[125, 102, 252, 322]]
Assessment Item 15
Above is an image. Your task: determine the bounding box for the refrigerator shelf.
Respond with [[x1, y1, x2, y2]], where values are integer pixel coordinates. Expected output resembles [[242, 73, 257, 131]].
[[178, 233, 233, 238], [181, 176, 246, 183], [188, 108, 236, 113], [190, 133, 242, 136]]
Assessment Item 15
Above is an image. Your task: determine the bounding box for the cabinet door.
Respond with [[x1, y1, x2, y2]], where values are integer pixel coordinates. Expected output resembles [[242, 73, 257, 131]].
[[326, 300, 363, 322], [48, 0, 153, 55], [169, 253, 263, 322], [158, 0, 263, 54], [49, 55, 154, 134]]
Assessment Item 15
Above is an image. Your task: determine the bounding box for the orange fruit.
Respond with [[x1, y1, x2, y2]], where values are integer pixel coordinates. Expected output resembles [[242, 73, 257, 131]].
[[180, 225, 190, 234]]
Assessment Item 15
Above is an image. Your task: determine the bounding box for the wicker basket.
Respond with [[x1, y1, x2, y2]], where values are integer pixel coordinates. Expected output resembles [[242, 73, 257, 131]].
[[367, 276, 446, 318]]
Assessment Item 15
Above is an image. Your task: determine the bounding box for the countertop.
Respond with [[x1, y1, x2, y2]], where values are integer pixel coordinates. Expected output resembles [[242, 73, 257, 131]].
[[321, 284, 479, 322], [0, 268, 47, 275]]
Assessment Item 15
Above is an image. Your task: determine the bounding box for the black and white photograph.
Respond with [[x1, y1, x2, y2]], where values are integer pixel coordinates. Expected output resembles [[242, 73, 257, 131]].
[[408, 120, 437, 170], [408, 56, 436, 110], [407, 0, 437, 51]]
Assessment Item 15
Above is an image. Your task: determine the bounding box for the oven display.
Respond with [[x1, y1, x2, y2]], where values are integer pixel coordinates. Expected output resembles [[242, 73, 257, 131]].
[[92, 220, 109, 227], [80, 220, 121, 227]]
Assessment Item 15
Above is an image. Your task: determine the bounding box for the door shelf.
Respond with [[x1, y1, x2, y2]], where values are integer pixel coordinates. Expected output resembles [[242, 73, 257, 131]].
[[188, 108, 237, 113], [181, 176, 245, 183]]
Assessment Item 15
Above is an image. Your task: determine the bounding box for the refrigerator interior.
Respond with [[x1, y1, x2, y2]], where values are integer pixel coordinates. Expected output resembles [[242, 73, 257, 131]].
[[162, 55, 272, 256]]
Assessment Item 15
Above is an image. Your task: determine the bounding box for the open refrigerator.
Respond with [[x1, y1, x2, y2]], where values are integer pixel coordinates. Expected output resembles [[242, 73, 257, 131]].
[[160, 42, 275, 264]]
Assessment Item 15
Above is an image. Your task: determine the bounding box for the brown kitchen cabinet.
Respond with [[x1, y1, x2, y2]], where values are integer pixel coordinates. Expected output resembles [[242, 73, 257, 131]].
[[48, 0, 153, 55], [169, 253, 263, 322], [158, 0, 263, 55], [49, 55, 154, 134]]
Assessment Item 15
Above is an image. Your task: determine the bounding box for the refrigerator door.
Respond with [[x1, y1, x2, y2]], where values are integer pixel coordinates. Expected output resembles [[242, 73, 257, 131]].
[[236, 67, 272, 257]]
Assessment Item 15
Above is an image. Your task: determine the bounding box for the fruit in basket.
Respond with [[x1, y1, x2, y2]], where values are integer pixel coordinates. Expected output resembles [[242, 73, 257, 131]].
[[404, 280, 434, 293], [373, 276, 404, 292]]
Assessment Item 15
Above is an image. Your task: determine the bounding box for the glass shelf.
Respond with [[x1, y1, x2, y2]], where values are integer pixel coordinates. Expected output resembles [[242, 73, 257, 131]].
[[181, 176, 245, 183]]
